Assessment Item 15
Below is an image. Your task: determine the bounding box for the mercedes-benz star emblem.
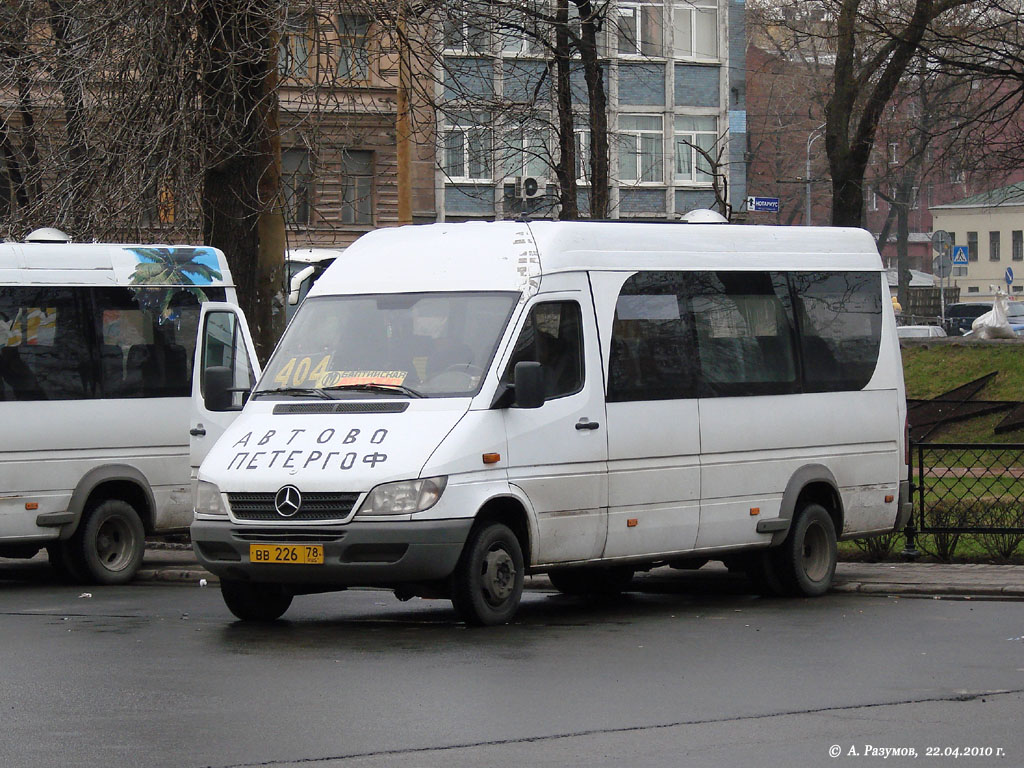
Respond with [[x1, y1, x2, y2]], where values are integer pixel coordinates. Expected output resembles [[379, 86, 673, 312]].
[[274, 485, 302, 518]]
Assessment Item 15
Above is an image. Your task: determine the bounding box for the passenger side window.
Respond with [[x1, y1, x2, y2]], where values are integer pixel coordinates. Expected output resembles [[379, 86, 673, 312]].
[[94, 287, 225, 398], [608, 271, 697, 402], [689, 272, 798, 397], [790, 272, 882, 392], [0, 287, 89, 401], [502, 301, 584, 400]]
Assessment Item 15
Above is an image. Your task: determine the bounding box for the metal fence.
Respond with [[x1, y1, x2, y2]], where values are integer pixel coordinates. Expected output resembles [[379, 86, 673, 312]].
[[907, 443, 1024, 541]]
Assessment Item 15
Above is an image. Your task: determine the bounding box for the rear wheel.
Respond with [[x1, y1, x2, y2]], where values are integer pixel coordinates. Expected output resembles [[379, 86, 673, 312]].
[[221, 580, 293, 622], [71, 500, 146, 585], [547, 565, 634, 596], [771, 503, 837, 597], [451, 522, 524, 626]]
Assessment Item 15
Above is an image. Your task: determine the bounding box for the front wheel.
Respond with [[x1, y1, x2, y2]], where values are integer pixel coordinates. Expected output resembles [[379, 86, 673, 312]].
[[772, 503, 837, 597], [451, 522, 524, 626], [221, 580, 293, 622], [72, 500, 146, 585]]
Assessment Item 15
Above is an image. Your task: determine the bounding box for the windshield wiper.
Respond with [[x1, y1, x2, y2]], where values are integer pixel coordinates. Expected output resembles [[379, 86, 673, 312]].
[[252, 387, 331, 400], [323, 383, 424, 398]]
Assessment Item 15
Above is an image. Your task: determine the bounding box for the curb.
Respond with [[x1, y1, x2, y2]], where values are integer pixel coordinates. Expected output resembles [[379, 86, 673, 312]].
[[132, 566, 1024, 599]]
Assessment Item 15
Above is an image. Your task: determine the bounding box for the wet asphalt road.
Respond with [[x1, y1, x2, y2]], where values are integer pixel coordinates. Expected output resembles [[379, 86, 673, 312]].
[[1, 578, 1023, 768]]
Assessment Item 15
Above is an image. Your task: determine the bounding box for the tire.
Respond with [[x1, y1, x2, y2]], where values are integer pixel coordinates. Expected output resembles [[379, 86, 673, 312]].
[[771, 503, 837, 597], [547, 565, 634, 596], [742, 551, 788, 597], [451, 522, 524, 626], [71, 500, 146, 585], [221, 580, 293, 622], [46, 541, 86, 584]]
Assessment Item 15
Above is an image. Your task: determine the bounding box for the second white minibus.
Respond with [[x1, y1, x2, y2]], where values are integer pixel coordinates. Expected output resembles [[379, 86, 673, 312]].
[[190, 220, 910, 625], [0, 233, 243, 584]]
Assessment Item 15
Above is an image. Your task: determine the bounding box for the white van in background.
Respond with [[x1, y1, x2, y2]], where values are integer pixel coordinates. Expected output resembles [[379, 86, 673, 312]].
[[191, 220, 909, 625], [286, 249, 344, 322], [0, 230, 243, 584]]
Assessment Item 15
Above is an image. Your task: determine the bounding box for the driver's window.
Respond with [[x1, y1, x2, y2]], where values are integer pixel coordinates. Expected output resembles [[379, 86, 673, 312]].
[[501, 301, 584, 400], [202, 311, 256, 410]]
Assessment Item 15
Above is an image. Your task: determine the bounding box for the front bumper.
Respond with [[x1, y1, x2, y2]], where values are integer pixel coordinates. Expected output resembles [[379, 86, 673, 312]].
[[190, 517, 473, 587]]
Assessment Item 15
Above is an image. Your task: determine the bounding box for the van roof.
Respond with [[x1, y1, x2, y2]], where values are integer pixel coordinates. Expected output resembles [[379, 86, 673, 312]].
[[0, 242, 234, 288], [311, 221, 883, 298]]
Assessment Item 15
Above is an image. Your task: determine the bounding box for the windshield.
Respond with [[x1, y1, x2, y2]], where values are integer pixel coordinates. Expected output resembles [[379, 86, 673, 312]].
[[258, 292, 519, 398]]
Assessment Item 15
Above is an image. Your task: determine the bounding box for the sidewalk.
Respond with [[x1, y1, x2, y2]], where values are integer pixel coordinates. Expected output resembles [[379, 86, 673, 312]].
[[131, 543, 1024, 599]]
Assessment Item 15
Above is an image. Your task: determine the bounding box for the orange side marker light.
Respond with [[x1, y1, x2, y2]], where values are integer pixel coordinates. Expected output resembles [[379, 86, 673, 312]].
[[25, 502, 39, 510], [750, 507, 760, 516], [627, 518, 638, 528], [482, 453, 501, 465], [885, 495, 895, 503]]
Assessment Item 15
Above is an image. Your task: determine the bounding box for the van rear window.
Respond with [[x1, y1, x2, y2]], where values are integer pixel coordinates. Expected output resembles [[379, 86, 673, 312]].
[[607, 270, 882, 401]]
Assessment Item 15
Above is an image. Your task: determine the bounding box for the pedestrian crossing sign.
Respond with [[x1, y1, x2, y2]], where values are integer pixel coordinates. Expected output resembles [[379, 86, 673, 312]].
[[952, 245, 969, 265]]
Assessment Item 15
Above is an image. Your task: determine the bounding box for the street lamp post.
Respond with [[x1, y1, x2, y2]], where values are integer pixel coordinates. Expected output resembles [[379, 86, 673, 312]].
[[805, 123, 826, 226]]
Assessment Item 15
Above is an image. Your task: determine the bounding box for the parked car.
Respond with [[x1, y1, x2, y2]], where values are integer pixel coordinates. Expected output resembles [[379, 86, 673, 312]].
[[285, 248, 344, 322], [1007, 301, 1024, 334], [943, 302, 993, 335], [897, 325, 947, 339]]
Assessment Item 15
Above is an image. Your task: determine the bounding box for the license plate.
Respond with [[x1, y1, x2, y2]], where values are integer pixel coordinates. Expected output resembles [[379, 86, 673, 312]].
[[249, 544, 324, 565]]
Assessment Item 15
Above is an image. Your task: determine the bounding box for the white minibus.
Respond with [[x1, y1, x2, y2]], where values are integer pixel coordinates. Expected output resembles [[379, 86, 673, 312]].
[[190, 220, 910, 625], [0, 231, 242, 584]]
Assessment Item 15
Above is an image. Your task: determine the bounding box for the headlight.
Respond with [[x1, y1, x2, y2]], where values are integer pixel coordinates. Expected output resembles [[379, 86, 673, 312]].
[[356, 476, 447, 517], [195, 480, 228, 518]]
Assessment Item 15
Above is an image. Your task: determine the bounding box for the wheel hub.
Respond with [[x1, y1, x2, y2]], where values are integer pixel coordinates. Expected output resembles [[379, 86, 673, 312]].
[[482, 548, 515, 603]]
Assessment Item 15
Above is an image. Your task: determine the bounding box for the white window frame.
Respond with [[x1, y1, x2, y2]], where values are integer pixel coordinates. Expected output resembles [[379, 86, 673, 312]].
[[616, 1, 664, 57], [443, 115, 493, 182], [444, 14, 489, 54], [574, 127, 591, 185], [673, 114, 718, 185], [499, 125, 550, 181], [618, 114, 664, 184], [672, 1, 719, 60], [337, 14, 371, 81], [499, 0, 549, 56]]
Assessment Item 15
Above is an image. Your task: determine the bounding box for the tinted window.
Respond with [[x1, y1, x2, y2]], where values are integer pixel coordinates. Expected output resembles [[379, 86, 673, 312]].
[[0, 285, 224, 402], [608, 272, 697, 402], [790, 272, 882, 392], [0, 287, 90, 400], [94, 287, 223, 398], [502, 301, 584, 400], [690, 272, 798, 397]]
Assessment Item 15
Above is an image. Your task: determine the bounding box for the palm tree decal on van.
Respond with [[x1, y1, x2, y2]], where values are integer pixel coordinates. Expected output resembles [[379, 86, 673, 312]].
[[125, 246, 223, 319]]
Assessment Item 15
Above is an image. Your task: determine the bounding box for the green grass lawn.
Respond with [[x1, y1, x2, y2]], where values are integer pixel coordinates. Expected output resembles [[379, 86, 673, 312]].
[[903, 342, 1024, 442]]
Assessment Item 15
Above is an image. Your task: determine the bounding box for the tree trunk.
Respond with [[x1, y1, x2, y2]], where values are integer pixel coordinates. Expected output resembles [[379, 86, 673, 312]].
[[575, 1, 609, 219], [198, 0, 280, 362], [554, 0, 578, 220]]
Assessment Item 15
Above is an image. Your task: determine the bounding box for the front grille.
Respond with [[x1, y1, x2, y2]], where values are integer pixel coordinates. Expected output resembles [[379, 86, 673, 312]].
[[228, 492, 361, 521], [232, 529, 348, 543]]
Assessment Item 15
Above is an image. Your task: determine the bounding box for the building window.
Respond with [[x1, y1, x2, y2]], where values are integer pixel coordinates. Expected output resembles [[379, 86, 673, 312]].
[[616, 2, 664, 56], [282, 149, 311, 225], [618, 114, 664, 183], [990, 231, 1001, 261], [278, 14, 310, 78], [1014, 285, 1023, 293], [337, 15, 370, 80], [499, 126, 549, 180], [967, 231, 978, 262], [672, 1, 718, 59], [888, 142, 899, 164], [499, 1, 548, 55], [967, 286, 980, 293], [910, 186, 920, 210], [443, 114, 492, 181], [341, 151, 373, 225], [868, 190, 878, 211], [673, 115, 717, 184], [444, 12, 488, 53], [1013, 230, 1023, 261]]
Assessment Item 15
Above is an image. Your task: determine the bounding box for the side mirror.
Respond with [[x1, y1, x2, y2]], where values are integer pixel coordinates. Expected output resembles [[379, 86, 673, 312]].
[[203, 365, 234, 412], [513, 361, 545, 409]]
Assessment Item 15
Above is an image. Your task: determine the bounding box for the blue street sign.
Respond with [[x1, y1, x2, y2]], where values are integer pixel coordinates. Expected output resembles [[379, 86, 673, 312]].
[[746, 196, 780, 213], [1006, 267, 1014, 286], [952, 245, 969, 265]]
